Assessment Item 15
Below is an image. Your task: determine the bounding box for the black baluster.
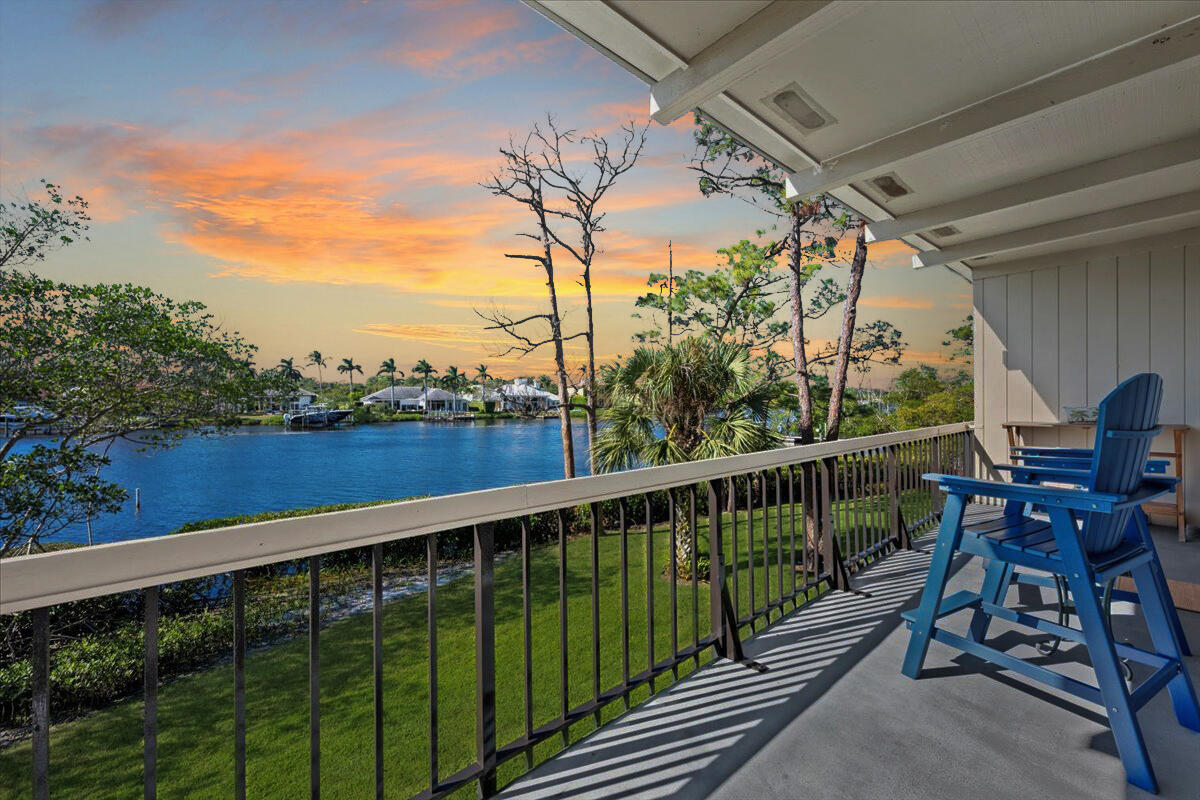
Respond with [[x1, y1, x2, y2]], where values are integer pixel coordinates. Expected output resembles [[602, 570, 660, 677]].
[[31, 607, 49, 800], [427, 535, 438, 791], [144, 586, 158, 800], [233, 570, 246, 800], [618, 498, 630, 706], [372, 544, 384, 800], [521, 517, 533, 769], [474, 524, 497, 796], [309, 556, 320, 800]]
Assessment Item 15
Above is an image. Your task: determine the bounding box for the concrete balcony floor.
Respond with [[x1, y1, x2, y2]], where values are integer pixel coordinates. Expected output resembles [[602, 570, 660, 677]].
[[499, 522, 1200, 800]]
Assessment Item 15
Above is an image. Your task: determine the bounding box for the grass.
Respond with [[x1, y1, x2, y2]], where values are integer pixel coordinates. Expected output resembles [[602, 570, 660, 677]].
[[0, 488, 936, 800]]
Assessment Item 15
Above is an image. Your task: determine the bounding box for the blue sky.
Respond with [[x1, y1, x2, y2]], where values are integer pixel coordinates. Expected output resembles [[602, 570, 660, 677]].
[[0, 0, 969, 382]]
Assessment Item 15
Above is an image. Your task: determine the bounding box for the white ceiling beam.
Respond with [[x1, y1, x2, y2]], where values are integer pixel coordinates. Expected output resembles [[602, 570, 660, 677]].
[[649, 0, 832, 125], [786, 15, 1200, 199], [866, 134, 1200, 242], [912, 190, 1200, 268]]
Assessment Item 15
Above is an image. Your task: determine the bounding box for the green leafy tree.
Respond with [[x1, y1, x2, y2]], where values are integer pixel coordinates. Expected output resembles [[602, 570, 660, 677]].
[[337, 357, 363, 387], [593, 337, 780, 472], [307, 350, 326, 385], [1, 270, 279, 555], [1, 180, 90, 268], [690, 117, 904, 444], [944, 315, 974, 364], [377, 358, 403, 408], [634, 238, 846, 380], [888, 366, 973, 429]]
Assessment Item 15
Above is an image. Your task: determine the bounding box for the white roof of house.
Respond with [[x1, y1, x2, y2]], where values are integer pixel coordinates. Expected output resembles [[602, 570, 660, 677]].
[[530, 1, 1200, 274], [363, 386, 423, 401], [500, 382, 559, 400], [264, 387, 317, 398], [422, 387, 460, 401]]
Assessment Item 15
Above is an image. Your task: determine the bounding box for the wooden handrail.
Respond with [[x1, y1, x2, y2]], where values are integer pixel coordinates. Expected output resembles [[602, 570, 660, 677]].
[[0, 422, 971, 613]]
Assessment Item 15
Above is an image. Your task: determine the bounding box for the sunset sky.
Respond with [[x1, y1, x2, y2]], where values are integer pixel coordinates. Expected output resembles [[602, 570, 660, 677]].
[[1, 0, 970, 385]]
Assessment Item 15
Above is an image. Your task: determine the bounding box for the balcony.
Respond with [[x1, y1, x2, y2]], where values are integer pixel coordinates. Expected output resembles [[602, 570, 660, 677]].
[[498, 519, 1200, 800], [2, 422, 1196, 799]]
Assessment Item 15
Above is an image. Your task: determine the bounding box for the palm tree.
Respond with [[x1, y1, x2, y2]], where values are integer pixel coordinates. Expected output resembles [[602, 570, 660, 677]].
[[412, 359, 437, 409], [441, 365, 463, 414], [475, 364, 492, 410], [307, 351, 326, 385], [277, 357, 302, 381], [337, 357, 363, 388], [593, 337, 781, 472], [377, 358, 403, 408]]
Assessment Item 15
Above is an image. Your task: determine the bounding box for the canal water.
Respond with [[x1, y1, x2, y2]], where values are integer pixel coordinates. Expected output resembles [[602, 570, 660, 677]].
[[12, 419, 592, 544]]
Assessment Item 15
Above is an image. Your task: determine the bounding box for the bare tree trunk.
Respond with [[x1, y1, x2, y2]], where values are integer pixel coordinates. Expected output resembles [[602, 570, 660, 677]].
[[542, 226, 576, 480], [787, 207, 815, 445], [785, 206, 825, 562], [824, 220, 868, 443], [582, 266, 598, 475], [667, 240, 674, 346]]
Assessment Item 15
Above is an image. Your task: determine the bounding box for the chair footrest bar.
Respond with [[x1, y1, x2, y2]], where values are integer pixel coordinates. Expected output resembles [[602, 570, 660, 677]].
[[900, 590, 980, 625], [978, 601, 1169, 669], [923, 624, 1104, 707], [1129, 661, 1186, 711], [1012, 571, 1057, 589], [1012, 570, 1143, 606]]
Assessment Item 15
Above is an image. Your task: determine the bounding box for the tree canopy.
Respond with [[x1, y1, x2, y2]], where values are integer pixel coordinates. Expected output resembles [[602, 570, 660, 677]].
[[1, 269, 281, 555], [593, 337, 781, 471]]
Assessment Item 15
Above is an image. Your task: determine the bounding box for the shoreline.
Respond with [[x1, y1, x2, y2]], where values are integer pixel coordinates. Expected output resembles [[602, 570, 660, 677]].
[[238, 408, 585, 426]]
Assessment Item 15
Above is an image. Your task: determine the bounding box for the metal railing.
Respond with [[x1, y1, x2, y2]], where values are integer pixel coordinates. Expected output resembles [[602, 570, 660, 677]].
[[0, 422, 972, 799]]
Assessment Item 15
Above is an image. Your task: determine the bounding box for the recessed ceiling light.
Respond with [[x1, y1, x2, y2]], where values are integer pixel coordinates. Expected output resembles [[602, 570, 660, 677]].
[[763, 83, 835, 133], [930, 225, 960, 237], [870, 173, 911, 198]]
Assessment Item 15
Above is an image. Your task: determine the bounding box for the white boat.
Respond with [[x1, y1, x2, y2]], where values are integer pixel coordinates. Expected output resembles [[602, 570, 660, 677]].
[[283, 404, 353, 429]]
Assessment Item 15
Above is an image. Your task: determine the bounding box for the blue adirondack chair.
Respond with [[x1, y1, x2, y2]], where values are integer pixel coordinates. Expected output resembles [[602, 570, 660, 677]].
[[901, 373, 1199, 793], [987, 447, 1190, 658]]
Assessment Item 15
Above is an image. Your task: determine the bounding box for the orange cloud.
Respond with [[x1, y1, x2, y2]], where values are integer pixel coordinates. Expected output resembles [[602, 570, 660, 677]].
[[356, 323, 497, 344], [24, 108, 730, 300], [379, 4, 571, 81], [427, 297, 535, 311]]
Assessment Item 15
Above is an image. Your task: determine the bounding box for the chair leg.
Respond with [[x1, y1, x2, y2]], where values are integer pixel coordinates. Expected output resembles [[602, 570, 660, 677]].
[[968, 559, 1012, 642], [1132, 508, 1191, 656], [901, 493, 967, 679], [1131, 559, 1200, 732], [1051, 509, 1158, 794]]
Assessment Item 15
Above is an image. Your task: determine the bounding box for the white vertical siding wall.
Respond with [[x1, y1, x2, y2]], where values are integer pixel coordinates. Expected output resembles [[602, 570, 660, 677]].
[[973, 237, 1200, 529]]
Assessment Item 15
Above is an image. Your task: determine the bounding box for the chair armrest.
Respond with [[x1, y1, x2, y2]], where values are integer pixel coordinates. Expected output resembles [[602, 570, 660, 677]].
[[1118, 478, 1179, 508], [923, 473, 1178, 513], [923, 473, 1123, 512]]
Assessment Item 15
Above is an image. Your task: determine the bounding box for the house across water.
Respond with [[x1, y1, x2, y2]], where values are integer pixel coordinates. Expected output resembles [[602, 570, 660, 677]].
[[361, 386, 471, 413]]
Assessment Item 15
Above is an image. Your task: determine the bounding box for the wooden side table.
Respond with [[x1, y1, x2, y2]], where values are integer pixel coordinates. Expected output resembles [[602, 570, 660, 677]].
[[1002, 421, 1189, 542]]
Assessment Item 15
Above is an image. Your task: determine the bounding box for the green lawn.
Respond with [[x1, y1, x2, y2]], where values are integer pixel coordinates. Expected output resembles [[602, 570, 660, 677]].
[[0, 488, 935, 799]]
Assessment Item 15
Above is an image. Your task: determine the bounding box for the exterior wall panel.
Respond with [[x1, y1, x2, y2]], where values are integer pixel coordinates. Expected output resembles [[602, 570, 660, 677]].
[[974, 239, 1200, 531]]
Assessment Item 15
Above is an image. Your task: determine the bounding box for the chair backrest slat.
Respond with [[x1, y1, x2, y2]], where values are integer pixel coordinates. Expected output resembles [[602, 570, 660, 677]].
[[1084, 373, 1162, 554]]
